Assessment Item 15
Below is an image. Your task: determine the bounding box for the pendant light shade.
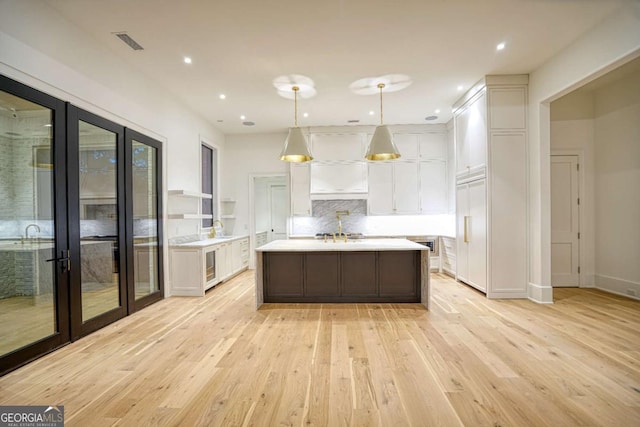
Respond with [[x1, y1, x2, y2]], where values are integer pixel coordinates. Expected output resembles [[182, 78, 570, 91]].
[[365, 83, 401, 161], [280, 86, 313, 162]]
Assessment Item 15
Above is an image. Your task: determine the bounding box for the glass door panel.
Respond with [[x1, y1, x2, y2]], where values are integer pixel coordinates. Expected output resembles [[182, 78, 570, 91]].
[[77, 121, 120, 321], [0, 77, 69, 374], [126, 129, 163, 312], [0, 91, 55, 355], [132, 141, 159, 299], [67, 107, 126, 339]]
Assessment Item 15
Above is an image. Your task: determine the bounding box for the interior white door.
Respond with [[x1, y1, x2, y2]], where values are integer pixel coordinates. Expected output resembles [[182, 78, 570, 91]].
[[551, 155, 580, 287], [269, 184, 288, 241]]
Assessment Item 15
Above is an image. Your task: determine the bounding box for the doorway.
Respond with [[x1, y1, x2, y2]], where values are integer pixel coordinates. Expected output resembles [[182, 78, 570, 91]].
[[249, 174, 288, 268], [551, 154, 581, 287]]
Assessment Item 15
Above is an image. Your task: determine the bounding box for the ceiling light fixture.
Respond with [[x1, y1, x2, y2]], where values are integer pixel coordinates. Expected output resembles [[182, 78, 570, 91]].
[[219, 94, 226, 100], [240, 115, 246, 120], [497, 42, 506, 51], [303, 112, 309, 118], [457, 85, 464, 91], [435, 109, 441, 114], [365, 83, 401, 161], [280, 86, 313, 163], [184, 57, 192, 64]]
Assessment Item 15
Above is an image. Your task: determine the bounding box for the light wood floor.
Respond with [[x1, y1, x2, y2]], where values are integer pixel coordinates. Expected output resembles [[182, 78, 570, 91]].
[[1, 271, 639, 426]]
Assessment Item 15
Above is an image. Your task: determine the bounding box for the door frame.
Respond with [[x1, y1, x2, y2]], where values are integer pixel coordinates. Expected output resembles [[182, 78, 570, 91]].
[[551, 149, 585, 287], [248, 173, 288, 269]]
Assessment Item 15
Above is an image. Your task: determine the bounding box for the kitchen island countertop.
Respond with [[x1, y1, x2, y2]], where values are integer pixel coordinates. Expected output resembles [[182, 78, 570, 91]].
[[256, 238, 428, 252]]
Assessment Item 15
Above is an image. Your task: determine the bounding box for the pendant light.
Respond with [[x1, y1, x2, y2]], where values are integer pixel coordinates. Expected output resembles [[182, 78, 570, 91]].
[[280, 86, 313, 162], [365, 83, 401, 161]]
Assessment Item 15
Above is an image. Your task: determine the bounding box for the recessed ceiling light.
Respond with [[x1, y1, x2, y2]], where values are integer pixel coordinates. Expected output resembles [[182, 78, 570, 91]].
[[497, 42, 506, 51], [435, 109, 440, 114], [219, 94, 226, 100], [369, 110, 375, 116], [183, 56, 192, 64], [457, 85, 464, 91], [303, 112, 309, 118], [44, 124, 52, 127], [240, 115, 246, 120]]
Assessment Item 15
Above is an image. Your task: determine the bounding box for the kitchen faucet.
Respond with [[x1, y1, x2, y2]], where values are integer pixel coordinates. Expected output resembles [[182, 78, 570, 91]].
[[25, 223, 40, 240], [335, 210, 350, 237], [209, 219, 224, 238]]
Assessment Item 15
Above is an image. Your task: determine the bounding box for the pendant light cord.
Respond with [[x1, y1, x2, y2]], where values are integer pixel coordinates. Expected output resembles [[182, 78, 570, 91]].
[[293, 85, 299, 127], [378, 83, 385, 125]]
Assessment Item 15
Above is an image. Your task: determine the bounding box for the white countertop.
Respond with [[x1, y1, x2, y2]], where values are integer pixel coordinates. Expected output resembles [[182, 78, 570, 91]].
[[171, 235, 248, 248], [256, 238, 429, 252]]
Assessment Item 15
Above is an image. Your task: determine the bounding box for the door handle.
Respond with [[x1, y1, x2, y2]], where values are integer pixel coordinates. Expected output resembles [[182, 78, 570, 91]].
[[463, 216, 470, 243], [46, 250, 70, 271]]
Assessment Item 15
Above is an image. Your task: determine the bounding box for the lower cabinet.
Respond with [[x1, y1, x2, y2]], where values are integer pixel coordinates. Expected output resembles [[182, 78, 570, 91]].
[[440, 236, 456, 277], [263, 251, 420, 302], [169, 236, 250, 296]]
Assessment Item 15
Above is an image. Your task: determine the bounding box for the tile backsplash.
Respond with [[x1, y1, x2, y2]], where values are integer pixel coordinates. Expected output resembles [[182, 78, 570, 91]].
[[291, 200, 455, 237]]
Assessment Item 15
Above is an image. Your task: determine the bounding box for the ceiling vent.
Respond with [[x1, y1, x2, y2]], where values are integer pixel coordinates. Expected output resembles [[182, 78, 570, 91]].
[[114, 32, 144, 51], [425, 115, 438, 121]]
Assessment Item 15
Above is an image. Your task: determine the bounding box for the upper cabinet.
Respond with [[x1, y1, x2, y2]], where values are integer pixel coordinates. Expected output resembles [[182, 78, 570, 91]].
[[311, 133, 366, 161], [309, 132, 368, 196], [455, 90, 488, 179], [310, 163, 367, 195], [290, 163, 311, 216], [393, 132, 447, 161]]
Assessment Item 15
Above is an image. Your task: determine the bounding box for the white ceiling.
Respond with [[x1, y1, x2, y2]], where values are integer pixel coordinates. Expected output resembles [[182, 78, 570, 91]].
[[44, 0, 626, 135]]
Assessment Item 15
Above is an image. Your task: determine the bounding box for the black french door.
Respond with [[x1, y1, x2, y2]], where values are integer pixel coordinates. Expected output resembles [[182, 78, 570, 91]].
[[0, 75, 70, 374], [0, 75, 164, 375], [67, 106, 127, 339]]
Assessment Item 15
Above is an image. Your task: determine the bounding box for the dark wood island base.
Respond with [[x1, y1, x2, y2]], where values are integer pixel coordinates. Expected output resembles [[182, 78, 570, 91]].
[[255, 239, 430, 309]]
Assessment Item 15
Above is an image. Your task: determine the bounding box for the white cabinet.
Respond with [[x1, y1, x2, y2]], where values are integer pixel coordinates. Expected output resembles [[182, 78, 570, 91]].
[[440, 236, 456, 277], [310, 162, 368, 194], [255, 231, 268, 248], [231, 239, 242, 273], [453, 75, 528, 298], [311, 133, 365, 161], [368, 160, 447, 215], [368, 161, 420, 214], [169, 236, 250, 296], [455, 91, 487, 178], [393, 162, 420, 213], [393, 132, 447, 161], [368, 163, 394, 214], [290, 163, 311, 216], [419, 161, 447, 214], [456, 180, 487, 292]]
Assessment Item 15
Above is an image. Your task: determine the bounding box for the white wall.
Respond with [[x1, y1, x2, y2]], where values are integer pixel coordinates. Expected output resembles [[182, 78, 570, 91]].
[[0, 0, 225, 292], [528, 2, 640, 302], [593, 71, 640, 297], [223, 133, 289, 235]]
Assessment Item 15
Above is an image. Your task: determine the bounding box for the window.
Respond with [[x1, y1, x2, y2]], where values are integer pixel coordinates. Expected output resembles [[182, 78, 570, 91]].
[[201, 144, 218, 228]]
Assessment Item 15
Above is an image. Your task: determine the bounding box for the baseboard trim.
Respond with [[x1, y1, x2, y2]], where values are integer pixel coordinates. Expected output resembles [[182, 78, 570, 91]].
[[527, 282, 554, 304], [595, 274, 640, 301]]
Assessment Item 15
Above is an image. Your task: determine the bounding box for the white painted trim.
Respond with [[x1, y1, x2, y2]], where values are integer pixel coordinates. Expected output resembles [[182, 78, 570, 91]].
[[527, 282, 554, 304], [595, 274, 640, 301]]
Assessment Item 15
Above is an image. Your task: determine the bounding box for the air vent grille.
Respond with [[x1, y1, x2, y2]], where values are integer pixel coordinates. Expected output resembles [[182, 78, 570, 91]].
[[115, 32, 144, 51]]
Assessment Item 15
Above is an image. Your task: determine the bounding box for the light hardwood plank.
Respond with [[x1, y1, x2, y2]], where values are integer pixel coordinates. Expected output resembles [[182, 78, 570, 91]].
[[1, 271, 639, 426]]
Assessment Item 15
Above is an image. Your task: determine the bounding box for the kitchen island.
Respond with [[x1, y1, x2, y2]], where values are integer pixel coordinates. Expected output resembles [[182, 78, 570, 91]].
[[255, 238, 429, 309]]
